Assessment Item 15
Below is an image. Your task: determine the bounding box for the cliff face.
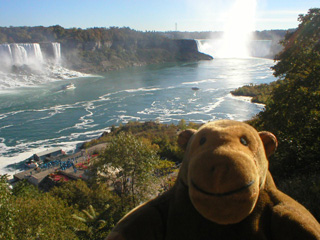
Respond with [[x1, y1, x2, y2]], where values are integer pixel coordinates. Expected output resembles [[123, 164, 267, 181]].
[[62, 39, 213, 73], [173, 39, 213, 61], [0, 26, 213, 73]]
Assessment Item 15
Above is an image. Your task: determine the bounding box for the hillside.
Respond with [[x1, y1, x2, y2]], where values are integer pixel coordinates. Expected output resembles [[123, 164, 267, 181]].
[[0, 26, 212, 73]]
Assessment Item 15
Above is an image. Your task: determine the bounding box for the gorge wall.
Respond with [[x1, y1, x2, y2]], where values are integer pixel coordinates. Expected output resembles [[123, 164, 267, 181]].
[[61, 38, 213, 72], [0, 26, 287, 73], [0, 26, 214, 73]]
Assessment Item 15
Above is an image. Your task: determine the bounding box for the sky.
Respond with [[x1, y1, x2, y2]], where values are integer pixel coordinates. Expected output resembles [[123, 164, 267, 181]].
[[0, 0, 318, 31]]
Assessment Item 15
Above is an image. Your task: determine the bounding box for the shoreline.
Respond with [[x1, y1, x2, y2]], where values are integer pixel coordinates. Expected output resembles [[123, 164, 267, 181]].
[[0, 92, 268, 176], [0, 59, 275, 176], [229, 93, 265, 107]]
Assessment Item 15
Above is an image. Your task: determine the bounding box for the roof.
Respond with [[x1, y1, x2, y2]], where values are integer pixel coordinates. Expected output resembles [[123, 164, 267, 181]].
[[34, 147, 62, 157]]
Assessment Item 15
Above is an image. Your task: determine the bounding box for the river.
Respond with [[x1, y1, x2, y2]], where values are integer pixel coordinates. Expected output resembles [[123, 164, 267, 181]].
[[0, 58, 276, 174]]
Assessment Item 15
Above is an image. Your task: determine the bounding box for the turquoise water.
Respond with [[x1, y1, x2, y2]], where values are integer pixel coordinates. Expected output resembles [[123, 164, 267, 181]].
[[0, 58, 276, 173]]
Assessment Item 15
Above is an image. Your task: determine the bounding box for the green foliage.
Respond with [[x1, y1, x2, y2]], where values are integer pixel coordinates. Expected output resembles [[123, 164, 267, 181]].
[[82, 121, 200, 163], [50, 179, 93, 209], [91, 132, 162, 211], [1, 177, 123, 239], [0, 175, 15, 240], [250, 8, 320, 220], [275, 173, 320, 219], [231, 81, 281, 104], [0, 121, 197, 238], [13, 192, 81, 239], [155, 160, 178, 193], [12, 179, 40, 197], [152, 135, 183, 162], [72, 205, 109, 240], [178, 119, 187, 130], [0, 176, 83, 240], [254, 8, 320, 176], [49, 179, 123, 224]]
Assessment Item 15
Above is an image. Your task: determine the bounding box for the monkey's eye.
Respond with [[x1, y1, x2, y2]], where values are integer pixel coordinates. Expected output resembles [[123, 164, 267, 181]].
[[240, 137, 248, 146], [199, 137, 206, 146]]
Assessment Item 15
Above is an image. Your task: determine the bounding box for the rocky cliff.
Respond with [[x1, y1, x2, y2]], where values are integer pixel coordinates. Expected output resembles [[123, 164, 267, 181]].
[[0, 26, 212, 73], [62, 38, 212, 72]]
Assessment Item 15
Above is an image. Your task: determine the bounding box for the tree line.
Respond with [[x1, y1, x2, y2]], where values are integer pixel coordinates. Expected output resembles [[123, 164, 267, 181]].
[[0, 26, 211, 72], [0, 26, 287, 72]]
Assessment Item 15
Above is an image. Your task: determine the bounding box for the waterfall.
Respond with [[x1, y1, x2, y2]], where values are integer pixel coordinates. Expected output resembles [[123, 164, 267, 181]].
[[0, 44, 13, 68], [52, 42, 61, 63], [196, 39, 216, 58], [196, 39, 276, 59], [0, 42, 89, 90], [0, 43, 44, 66], [12, 44, 29, 65], [196, 0, 257, 59], [0, 42, 61, 70], [249, 40, 273, 58], [217, 0, 257, 58]]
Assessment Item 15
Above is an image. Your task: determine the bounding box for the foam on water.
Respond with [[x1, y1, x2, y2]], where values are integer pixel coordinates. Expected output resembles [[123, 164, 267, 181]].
[[227, 93, 265, 108], [182, 78, 216, 85], [0, 65, 90, 90], [0, 140, 84, 175], [0, 58, 277, 175], [0, 126, 110, 174], [124, 87, 162, 93], [0, 42, 93, 90]]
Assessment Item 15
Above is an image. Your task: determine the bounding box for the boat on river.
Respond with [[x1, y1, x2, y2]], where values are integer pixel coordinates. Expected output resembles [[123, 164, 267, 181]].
[[62, 83, 76, 90]]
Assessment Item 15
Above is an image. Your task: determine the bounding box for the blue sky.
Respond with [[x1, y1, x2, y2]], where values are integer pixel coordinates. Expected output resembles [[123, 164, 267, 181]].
[[0, 0, 318, 31]]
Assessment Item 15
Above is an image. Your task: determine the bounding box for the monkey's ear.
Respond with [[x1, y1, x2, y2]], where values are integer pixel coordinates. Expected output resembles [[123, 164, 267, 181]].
[[259, 131, 278, 157], [178, 129, 197, 150]]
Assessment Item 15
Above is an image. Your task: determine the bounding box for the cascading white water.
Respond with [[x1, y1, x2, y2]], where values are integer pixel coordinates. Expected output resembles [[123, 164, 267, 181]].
[[0, 44, 13, 68], [0, 43, 44, 67], [197, 0, 257, 59], [12, 44, 29, 65], [0, 42, 61, 69], [21, 43, 44, 64], [0, 42, 89, 90], [196, 39, 274, 59], [51, 42, 61, 64]]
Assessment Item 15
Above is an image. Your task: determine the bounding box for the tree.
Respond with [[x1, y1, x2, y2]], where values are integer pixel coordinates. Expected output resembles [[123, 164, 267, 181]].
[[49, 179, 123, 226], [72, 205, 109, 240], [0, 175, 15, 240], [91, 132, 162, 211], [178, 119, 187, 130], [251, 8, 320, 220], [13, 191, 82, 239], [255, 8, 320, 175], [0, 176, 83, 240]]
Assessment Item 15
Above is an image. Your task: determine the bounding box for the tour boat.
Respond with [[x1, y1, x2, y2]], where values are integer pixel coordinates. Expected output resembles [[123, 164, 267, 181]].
[[62, 83, 76, 90]]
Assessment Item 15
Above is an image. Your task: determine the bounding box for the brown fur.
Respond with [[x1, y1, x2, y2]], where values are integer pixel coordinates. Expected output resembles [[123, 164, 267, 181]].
[[107, 120, 320, 240]]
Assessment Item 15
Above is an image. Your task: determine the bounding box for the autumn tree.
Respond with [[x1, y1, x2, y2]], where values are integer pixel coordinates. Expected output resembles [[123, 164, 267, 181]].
[[255, 8, 320, 174], [91, 132, 162, 211], [252, 8, 320, 219]]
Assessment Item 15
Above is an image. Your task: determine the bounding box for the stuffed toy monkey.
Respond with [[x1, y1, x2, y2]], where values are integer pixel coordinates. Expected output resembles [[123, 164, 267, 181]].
[[107, 120, 320, 240]]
